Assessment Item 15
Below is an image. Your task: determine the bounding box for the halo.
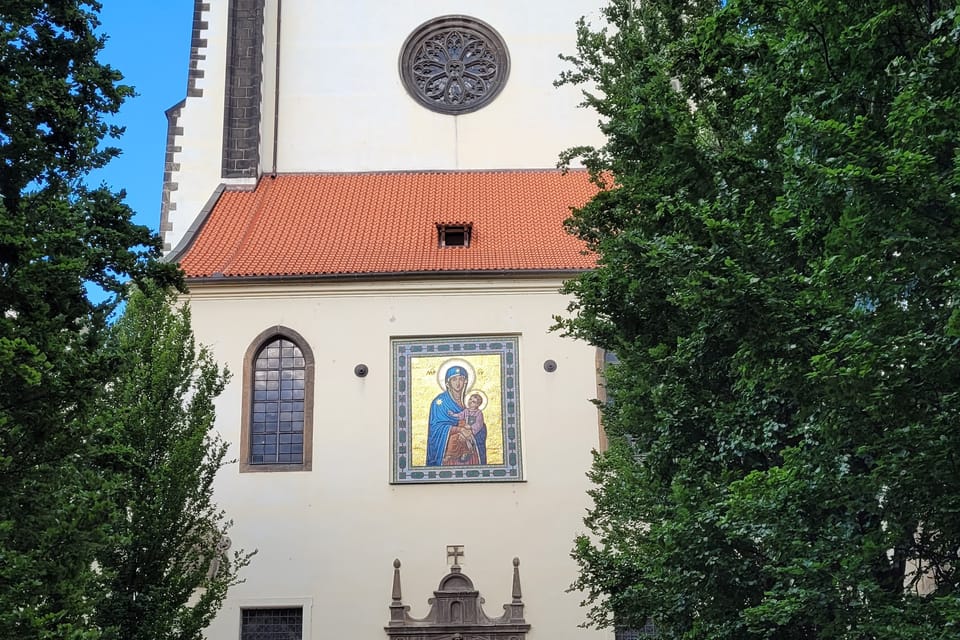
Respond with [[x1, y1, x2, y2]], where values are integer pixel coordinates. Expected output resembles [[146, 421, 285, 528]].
[[436, 358, 476, 392], [464, 389, 488, 411]]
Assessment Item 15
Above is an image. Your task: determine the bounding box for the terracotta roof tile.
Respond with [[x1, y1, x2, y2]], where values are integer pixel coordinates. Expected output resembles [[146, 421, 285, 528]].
[[177, 170, 599, 278]]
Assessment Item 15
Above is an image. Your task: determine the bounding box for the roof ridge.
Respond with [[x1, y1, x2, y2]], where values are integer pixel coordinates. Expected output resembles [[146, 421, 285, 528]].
[[263, 167, 587, 179]]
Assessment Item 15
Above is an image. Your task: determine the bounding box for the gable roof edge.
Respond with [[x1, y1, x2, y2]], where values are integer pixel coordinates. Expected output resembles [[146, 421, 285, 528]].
[[163, 183, 228, 264]]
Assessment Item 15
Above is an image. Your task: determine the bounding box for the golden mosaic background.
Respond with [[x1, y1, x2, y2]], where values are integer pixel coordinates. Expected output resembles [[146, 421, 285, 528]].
[[409, 354, 503, 467]]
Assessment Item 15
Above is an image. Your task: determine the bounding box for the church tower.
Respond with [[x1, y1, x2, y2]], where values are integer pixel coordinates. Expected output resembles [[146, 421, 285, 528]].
[[162, 2, 612, 638]]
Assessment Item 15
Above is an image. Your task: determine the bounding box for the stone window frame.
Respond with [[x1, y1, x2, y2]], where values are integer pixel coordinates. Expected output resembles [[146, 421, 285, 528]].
[[240, 326, 315, 473], [240, 606, 304, 640]]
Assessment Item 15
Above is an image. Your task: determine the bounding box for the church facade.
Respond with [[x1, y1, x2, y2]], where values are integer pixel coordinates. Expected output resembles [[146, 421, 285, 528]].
[[161, 2, 612, 638]]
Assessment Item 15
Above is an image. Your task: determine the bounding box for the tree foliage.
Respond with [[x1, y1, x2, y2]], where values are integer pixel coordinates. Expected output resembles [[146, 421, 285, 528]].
[[0, 2, 180, 637], [93, 285, 251, 640], [558, 1, 960, 638]]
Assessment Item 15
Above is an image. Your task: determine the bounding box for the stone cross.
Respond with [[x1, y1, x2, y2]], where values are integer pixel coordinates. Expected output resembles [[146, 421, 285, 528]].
[[446, 544, 465, 567]]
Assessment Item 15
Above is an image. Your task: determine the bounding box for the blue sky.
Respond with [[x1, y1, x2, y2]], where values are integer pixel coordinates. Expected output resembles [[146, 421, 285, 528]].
[[93, 1, 195, 234]]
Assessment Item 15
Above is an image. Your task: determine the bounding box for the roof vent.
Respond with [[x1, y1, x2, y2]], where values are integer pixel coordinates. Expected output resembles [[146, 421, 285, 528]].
[[437, 223, 472, 248]]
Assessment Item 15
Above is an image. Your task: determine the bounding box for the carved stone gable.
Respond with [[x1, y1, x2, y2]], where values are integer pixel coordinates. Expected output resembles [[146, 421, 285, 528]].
[[385, 558, 530, 640]]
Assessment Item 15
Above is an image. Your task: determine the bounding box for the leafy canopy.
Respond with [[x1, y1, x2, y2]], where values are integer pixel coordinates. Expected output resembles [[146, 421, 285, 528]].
[[0, 2, 180, 637], [92, 285, 252, 640], [558, 1, 960, 638]]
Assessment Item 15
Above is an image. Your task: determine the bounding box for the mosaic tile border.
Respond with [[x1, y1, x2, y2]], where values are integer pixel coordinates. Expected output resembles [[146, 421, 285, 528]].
[[392, 336, 522, 484]]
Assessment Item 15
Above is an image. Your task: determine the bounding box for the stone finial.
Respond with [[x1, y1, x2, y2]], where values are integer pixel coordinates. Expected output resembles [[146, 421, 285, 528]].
[[502, 557, 525, 623], [392, 559, 402, 603], [388, 558, 411, 626], [512, 557, 522, 602]]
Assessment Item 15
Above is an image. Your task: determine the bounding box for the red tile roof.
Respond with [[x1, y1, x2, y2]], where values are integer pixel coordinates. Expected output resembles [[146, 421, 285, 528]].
[[176, 170, 599, 279]]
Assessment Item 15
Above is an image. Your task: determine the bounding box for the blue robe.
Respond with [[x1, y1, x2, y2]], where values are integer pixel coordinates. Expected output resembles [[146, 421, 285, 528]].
[[474, 425, 487, 465], [426, 390, 461, 466], [461, 411, 487, 465]]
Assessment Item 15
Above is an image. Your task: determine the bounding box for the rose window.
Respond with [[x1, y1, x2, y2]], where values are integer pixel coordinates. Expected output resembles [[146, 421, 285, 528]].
[[399, 16, 510, 115]]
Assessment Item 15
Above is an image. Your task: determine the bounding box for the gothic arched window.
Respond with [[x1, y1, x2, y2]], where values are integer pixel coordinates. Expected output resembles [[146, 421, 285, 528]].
[[240, 327, 314, 472]]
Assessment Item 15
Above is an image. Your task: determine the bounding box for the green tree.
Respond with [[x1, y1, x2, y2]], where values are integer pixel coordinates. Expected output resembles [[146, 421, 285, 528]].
[[558, 1, 960, 638], [0, 2, 180, 637], [92, 285, 250, 640]]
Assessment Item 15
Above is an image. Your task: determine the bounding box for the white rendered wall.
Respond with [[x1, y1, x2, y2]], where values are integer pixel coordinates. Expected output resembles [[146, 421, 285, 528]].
[[185, 278, 610, 640], [269, 0, 605, 173], [162, 0, 606, 253], [163, 0, 230, 255]]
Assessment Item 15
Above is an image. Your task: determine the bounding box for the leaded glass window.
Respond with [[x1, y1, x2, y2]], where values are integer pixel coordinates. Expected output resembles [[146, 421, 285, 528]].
[[241, 607, 303, 640], [251, 338, 306, 465], [615, 620, 658, 639]]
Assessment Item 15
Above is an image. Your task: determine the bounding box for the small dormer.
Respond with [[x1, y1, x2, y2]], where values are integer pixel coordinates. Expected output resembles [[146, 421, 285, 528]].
[[437, 223, 473, 248]]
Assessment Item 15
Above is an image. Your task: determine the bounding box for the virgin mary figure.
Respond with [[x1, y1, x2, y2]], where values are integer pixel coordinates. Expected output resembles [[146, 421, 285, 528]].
[[426, 365, 468, 466]]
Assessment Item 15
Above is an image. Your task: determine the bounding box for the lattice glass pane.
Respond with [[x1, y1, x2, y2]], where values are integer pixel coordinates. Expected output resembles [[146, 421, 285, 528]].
[[250, 338, 306, 465], [241, 607, 303, 640], [615, 621, 658, 639]]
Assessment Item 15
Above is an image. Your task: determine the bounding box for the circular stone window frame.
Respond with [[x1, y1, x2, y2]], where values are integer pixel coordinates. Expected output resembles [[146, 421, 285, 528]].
[[399, 15, 511, 116]]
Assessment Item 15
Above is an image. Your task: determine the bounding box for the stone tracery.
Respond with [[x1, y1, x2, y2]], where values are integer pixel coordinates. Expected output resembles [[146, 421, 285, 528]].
[[400, 16, 510, 115]]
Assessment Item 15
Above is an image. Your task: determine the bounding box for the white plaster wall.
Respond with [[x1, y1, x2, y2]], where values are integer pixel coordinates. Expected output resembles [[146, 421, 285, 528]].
[[163, 1, 232, 254], [270, 0, 605, 173], [164, 0, 606, 253], [185, 278, 610, 640]]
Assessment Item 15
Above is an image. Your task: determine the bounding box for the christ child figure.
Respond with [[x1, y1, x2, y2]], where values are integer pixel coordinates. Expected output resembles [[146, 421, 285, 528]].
[[445, 393, 488, 465]]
